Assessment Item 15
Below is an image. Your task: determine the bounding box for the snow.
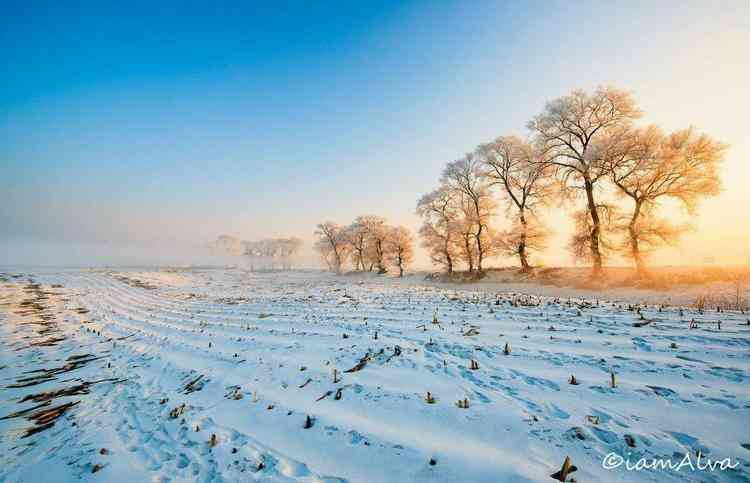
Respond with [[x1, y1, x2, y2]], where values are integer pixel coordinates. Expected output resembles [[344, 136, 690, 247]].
[[1, 268, 748, 482]]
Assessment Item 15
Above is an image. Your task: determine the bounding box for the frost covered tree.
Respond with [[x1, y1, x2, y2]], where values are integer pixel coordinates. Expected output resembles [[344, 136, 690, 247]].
[[314, 222, 349, 274], [606, 125, 725, 275], [277, 237, 304, 270], [365, 217, 390, 274], [344, 218, 370, 271], [240, 238, 304, 270], [210, 235, 244, 256], [493, 220, 549, 269], [345, 215, 387, 272], [416, 186, 460, 274], [478, 136, 554, 271], [316, 217, 401, 275], [211, 236, 302, 270], [386, 226, 414, 277], [529, 86, 641, 276], [441, 154, 496, 272], [245, 239, 278, 269], [567, 207, 617, 266], [455, 193, 482, 272]]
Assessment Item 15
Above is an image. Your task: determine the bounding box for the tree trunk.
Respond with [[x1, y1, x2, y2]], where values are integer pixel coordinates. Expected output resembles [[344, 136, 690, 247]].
[[475, 227, 484, 272], [327, 237, 341, 274], [629, 199, 646, 277], [464, 235, 474, 272], [375, 240, 387, 274], [584, 177, 603, 277], [518, 212, 530, 271], [334, 254, 341, 275], [473, 199, 484, 272], [444, 236, 453, 274], [335, 249, 342, 275]]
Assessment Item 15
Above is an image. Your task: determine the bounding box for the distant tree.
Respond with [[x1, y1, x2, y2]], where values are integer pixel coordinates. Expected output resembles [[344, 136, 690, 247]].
[[529, 86, 641, 276], [211, 236, 302, 270], [441, 154, 496, 272], [478, 136, 554, 270], [350, 215, 387, 272], [387, 226, 414, 277], [314, 222, 349, 274], [416, 186, 461, 273], [345, 218, 370, 271], [243, 239, 277, 270], [210, 235, 244, 257], [419, 222, 451, 273], [455, 192, 481, 271], [278, 237, 304, 270], [606, 125, 726, 275], [259, 239, 279, 268], [241, 238, 303, 270], [366, 218, 391, 274]]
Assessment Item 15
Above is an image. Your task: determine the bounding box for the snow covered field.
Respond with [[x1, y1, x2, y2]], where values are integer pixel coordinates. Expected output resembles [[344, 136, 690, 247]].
[[1, 268, 748, 482]]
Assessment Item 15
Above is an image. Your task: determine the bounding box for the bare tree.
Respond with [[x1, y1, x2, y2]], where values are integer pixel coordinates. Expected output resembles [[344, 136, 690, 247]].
[[243, 239, 283, 270], [416, 187, 460, 273], [211, 236, 302, 270], [278, 237, 304, 270], [210, 235, 244, 257], [493, 216, 549, 266], [529, 86, 641, 276], [455, 192, 481, 271], [387, 226, 414, 277], [344, 215, 387, 272], [478, 136, 554, 270], [250, 239, 281, 269], [606, 125, 726, 275], [367, 218, 390, 274], [345, 217, 371, 271], [441, 154, 496, 272], [314, 222, 349, 274], [730, 270, 748, 311], [567, 207, 617, 265], [618, 210, 686, 273]]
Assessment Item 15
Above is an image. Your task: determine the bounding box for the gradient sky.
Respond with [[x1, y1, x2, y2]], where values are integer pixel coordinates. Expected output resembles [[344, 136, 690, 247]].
[[2, 1, 749, 267]]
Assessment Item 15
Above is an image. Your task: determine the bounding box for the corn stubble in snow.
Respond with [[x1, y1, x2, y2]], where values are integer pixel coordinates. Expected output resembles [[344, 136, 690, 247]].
[[0, 269, 748, 482]]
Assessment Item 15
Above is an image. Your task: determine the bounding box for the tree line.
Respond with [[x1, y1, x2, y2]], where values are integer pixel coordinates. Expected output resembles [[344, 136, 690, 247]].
[[417, 86, 725, 278], [211, 235, 304, 270], [314, 217, 414, 277], [313, 87, 725, 279]]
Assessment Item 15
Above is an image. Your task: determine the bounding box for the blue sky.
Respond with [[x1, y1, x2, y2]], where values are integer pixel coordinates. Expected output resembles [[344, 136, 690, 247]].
[[2, 1, 749, 266]]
